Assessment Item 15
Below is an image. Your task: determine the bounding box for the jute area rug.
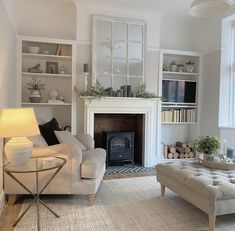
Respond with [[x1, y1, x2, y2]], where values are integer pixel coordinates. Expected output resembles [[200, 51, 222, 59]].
[[15, 176, 235, 231]]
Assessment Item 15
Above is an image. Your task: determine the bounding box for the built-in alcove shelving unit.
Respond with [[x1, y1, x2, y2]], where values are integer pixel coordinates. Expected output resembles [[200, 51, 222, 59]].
[[159, 49, 201, 159], [17, 36, 77, 133]]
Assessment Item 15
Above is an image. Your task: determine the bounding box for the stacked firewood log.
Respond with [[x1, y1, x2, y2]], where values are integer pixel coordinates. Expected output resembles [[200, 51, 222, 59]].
[[163, 141, 195, 159]]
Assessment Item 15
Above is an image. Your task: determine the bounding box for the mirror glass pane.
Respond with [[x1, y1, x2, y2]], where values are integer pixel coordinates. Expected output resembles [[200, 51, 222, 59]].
[[129, 24, 143, 42], [113, 58, 127, 75], [97, 57, 112, 76], [113, 41, 127, 58], [129, 59, 143, 76], [113, 23, 127, 40], [97, 21, 112, 40], [129, 42, 142, 59]]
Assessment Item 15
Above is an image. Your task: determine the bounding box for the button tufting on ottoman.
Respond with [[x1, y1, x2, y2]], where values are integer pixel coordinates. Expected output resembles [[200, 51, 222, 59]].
[[156, 161, 235, 231]]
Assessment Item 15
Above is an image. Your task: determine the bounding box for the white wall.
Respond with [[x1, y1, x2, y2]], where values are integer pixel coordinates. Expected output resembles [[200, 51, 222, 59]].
[[75, 0, 163, 132], [0, 0, 17, 215], [17, 0, 76, 39]]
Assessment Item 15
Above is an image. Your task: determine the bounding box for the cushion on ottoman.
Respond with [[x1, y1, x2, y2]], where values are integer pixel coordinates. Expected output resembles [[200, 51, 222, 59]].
[[81, 148, 106, 179]]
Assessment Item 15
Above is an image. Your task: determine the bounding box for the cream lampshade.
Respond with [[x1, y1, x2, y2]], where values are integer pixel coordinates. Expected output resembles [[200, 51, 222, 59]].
[[0, 108, 40, 165], [190, 0, 231, 18]]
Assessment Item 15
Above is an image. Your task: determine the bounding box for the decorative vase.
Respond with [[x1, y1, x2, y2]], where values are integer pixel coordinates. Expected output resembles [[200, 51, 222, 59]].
[[29, 90, 41, 103], [169, 62, 177, 72], [203, 153, 214, 161], [49, 88, 58, 100]]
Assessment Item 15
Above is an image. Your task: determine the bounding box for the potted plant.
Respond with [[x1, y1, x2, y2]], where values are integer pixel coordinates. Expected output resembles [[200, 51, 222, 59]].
[[194, 134, 221, 160], [26, 77, 45, 103]]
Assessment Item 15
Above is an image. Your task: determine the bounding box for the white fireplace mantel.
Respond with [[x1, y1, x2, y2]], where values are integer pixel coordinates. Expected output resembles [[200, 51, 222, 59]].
[[82, 97, 161, 167]]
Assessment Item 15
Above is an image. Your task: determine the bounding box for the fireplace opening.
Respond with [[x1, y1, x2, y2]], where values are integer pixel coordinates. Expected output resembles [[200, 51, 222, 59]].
[[94, 114, 144, 166]]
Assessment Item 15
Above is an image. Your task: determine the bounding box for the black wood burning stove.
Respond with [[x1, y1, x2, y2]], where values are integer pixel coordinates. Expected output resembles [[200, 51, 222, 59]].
[[104, 131, 134, 167]]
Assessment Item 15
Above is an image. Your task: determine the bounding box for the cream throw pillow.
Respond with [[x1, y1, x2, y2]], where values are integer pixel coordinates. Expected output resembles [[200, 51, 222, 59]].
[[28, 135, 48, 147], [54, 131, 87, 151]]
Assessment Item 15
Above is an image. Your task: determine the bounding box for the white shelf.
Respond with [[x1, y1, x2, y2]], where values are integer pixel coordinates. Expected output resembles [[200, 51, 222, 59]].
[[22, 72, 72, 78], [22, 53, 72, 60], [163, 71, 198, 76], [161, 122, 196, 125], [22, 102, 71, 106], [162, 105, 197, 109]]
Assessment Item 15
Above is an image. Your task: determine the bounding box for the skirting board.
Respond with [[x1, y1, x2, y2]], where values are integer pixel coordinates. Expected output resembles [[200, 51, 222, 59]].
[[0, 190, 5, 216]]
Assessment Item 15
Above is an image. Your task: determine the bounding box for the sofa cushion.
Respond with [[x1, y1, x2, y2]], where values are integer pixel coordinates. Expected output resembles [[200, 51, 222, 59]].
[[55, 131, 86, 151], [39, 118, 61, 145], [81, 148, 106, 179], [28, 134, 48, 147]]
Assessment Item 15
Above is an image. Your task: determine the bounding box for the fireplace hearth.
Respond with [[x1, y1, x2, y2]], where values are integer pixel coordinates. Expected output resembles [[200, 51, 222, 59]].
[[104, 131, 134, 167]]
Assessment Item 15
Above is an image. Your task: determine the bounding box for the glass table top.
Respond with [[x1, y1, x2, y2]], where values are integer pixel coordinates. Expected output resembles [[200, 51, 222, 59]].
[[4, 157, 66, 173]]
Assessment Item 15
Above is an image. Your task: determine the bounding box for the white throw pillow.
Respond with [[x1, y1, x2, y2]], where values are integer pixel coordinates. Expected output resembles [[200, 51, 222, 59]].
[[54, 131, 87, 150], [28, 135, 48, 147]]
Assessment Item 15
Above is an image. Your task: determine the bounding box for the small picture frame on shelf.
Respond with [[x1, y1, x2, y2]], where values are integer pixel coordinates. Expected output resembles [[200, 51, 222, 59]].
[[46, 61, 58, 74]]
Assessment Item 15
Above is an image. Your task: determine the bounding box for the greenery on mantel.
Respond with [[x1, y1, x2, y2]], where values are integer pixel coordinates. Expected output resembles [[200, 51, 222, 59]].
[[76, 81, 160, 100], [79, 81, 108, 99], [134, 84, 160, 98]]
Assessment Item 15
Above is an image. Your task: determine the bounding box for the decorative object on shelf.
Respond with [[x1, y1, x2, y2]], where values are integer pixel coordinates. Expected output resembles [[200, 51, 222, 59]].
[[49, 88, 59, 100], [189, 0, 231, 18], [163, 64, 168, 71], [28, 46, 40, 54], [46, 61, 58, 74], [28, 63, 42, 73], [134, 84, 159, 98], [194, 134, 221, 161], [169, 61, 177, 72], [83, 63, 89, 90], [59, 96, 65, 102], [59, 65, 67, 74], [0, 108, 40, 165], [55, 44, 72, 56], [79, 80, 108, 99], [185, 61, 194, 73], [177, 64, 184, 72], [26, 77, 45, 103]]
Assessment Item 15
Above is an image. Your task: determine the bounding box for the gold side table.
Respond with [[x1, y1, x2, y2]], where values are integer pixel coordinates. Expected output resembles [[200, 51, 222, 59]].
[[4, 157, 66, 231]]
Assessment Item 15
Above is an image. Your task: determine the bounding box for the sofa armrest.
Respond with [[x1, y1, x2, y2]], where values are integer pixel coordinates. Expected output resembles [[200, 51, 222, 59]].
[[76, 133, 95, 150], [32, 143, 81, 160]]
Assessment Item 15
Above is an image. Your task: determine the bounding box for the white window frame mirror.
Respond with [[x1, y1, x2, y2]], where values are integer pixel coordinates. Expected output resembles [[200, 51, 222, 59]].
[[92, 15, 146, 95]]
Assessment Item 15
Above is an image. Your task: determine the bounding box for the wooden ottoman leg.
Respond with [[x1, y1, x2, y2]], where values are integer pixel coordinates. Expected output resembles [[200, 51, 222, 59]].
[[161, 184, 165, 197], [87, 194, 95, 206], [209, 214, 216, 231]]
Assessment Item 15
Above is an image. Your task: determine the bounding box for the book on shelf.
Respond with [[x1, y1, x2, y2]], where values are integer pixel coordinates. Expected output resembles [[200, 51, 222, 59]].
[[161, 108, 196, 123]]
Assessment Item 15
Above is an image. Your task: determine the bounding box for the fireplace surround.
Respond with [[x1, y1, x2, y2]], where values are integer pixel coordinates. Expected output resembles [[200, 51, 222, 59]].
[[82, 97, 161, 167]]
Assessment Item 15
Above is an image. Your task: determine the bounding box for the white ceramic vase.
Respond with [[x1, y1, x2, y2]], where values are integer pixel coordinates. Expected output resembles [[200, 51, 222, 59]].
[[49, 88, 58, 100]]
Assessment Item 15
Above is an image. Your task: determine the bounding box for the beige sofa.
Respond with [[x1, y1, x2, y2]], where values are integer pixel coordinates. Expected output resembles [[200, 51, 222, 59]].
[[156, 161, 235, 231], [4, 134, 106, 206]]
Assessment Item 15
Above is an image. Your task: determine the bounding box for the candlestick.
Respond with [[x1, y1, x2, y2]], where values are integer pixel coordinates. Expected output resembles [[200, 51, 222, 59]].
[[83, 63, 88, 73], [83, 72, 89, 90]]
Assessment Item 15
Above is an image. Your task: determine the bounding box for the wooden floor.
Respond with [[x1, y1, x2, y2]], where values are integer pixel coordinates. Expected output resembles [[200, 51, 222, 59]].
[[0, 172, 154, 231]]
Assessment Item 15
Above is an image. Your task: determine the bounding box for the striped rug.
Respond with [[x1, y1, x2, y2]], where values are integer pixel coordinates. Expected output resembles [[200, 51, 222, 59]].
[[105, 164, 155, 175]]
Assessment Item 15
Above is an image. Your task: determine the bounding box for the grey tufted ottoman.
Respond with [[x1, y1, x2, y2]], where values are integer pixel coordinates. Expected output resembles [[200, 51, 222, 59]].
[[156, 161, 235, 231]]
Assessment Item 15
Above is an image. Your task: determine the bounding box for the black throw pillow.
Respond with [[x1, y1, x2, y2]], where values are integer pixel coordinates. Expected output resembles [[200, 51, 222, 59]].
[[39, 118, 62, 145]]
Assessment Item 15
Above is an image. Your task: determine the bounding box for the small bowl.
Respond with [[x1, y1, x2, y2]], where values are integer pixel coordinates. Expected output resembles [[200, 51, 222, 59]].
[[28, 46, 40, 54]]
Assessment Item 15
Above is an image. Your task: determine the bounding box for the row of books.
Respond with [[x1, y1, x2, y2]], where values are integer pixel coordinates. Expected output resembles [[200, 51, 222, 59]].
[[162, 108, 196, 123]]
